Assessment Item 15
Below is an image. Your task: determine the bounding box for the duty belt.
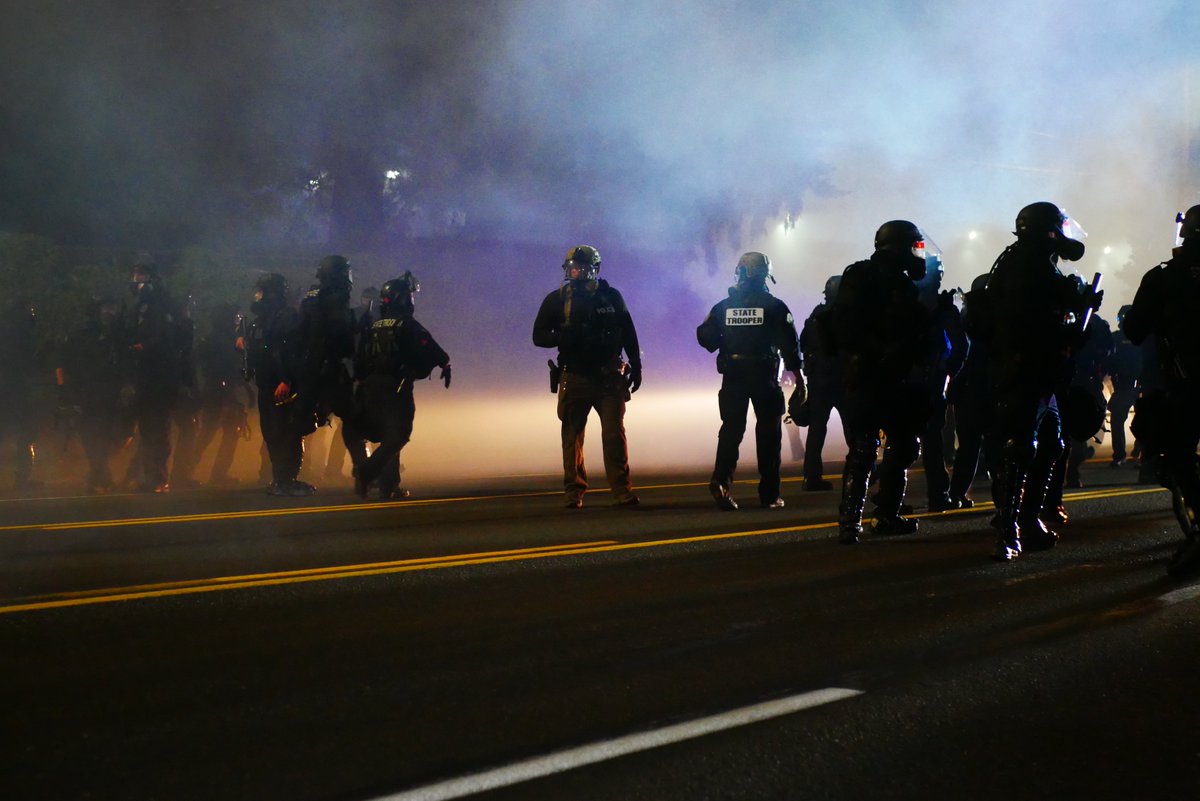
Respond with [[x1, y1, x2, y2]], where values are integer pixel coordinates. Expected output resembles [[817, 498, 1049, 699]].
[[727, 353, 779, 362]]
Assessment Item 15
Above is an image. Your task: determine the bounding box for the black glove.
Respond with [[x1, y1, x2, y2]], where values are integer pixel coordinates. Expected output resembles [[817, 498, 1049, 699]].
[[786, 382, 809, 426], [626, 363, 642, 393]]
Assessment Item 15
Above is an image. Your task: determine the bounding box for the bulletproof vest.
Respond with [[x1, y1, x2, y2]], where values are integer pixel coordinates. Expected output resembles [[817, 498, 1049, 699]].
[[363, 317, 405, 375], [299, 287, 355, 376], [559, 281, 625, 370], [363, 316, 443, 380], [247, 305, 290, 384], [720, 287, 778, 360]]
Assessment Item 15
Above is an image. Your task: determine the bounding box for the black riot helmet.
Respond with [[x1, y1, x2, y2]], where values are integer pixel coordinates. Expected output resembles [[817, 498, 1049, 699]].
[[562, 245, 601, 283], [734, 251, 774, 287], [254, 272, 288, 302], [873, 220, 928, 280], [380, 271, 419, 317], [317, 254, 354, 292], [1179, 204, 1200, 241], [130, 261, 161, 298], [1015, 201, 1085, 261], [823, 274, 842, 303]]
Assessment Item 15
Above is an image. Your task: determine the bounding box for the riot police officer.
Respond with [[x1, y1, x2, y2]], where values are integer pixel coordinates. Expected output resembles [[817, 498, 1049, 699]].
[[240, 272, 308, 496], [798, 276, 843, 492], [286, 255, 367, 482], [913, 255, 969, 510], [1106, 305, 1143, 467], [123, 263, 185, 493], [349, 272, 450, 500], [831, 221, 933, 544], [977, 202, 1101, 560], [533, 245, 642, 509], [697, 252, 804, 509], [947, 273, 994, 508], [1121, 204, 1200, 576]]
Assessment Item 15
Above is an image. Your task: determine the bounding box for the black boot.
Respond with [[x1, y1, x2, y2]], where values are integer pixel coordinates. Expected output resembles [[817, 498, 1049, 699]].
[[992, 455, 1027, 561], [872, 469, 918, 536], [838, 449, 874, 545], [1018, 477, 1059, 552]]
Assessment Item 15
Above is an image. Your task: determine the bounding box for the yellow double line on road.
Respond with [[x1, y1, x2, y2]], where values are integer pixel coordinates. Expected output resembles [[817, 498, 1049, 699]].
[[0, 485, 1167, 616]]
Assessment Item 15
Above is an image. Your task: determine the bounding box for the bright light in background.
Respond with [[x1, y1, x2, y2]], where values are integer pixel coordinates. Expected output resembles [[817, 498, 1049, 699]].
[[1103, 246, 1112, 254], [274, 388, 844, 486], [968, 231, 978, 241]]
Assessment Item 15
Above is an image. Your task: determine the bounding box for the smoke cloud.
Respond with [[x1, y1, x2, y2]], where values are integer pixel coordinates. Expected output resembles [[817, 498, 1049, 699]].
[[2, 1, 1198, 482]]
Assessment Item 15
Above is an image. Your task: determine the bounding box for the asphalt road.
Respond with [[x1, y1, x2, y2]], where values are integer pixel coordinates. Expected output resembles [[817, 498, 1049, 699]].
[[3, 461, 1199, 801]]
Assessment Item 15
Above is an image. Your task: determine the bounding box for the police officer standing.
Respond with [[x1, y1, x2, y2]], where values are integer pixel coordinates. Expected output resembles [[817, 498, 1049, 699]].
[[1121, 204, 1200, 576], [912, 255, 969, 511], [831, 221, 933, 544], [321, 285, 382, 483], [533, 245, 642, 509], [349, 272, 450, 500], [1106, 305, 1143, 467], [239, 273, 309, 496], [798, 276, 843, 492], [288, 255, 367, 482], [947, 273, 994, 508], [697, 252, 804, 510], [977, 202, 1100, 561], [123, 263, 184, 493]]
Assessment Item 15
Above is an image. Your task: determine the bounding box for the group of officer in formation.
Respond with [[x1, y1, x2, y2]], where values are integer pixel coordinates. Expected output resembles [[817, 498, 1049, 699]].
[[3, 200, 1199, 577], [536, 202, 1200, 578], [0, 256, 450, 503]]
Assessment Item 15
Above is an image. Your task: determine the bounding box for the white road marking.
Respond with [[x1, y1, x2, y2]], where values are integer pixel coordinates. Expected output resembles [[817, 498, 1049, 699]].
[[1158, 583, 1200, 606], [375, 687, 863, 801]]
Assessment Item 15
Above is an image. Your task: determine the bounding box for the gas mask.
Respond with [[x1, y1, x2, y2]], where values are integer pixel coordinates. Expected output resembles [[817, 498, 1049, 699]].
[[1054, 213, 1087, 262]]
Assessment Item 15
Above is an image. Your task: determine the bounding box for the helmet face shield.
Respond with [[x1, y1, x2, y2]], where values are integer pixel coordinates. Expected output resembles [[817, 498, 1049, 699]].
[[911, 234, 941, 263], [565, 260, 599, 282], [1061, 213, 1088, 243], [562, 245, 602, 282]]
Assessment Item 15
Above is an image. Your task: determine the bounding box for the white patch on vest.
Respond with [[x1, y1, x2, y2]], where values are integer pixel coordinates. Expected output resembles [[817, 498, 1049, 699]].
[[726, 307, 764, 326]]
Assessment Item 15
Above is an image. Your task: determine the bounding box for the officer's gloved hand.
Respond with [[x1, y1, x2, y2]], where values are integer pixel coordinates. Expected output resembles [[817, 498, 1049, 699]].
[[273, 381, 292, 403], [626, 364, 642, 393], [440, 363, 452, 389]]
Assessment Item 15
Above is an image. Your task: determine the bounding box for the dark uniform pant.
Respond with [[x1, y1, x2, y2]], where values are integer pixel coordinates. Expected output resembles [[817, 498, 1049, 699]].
[[839, 383, 924, 525], [948, 393, 989, 502], [1133, 386, 1200, 536], [352, 375, 416, 496], [803, 385, 839, 483], [132, 385, 176, 488], [557, 369, 633, 503], [1108, 385, 1138, 462], [990, 387, 1063, 529], [258, 385, 302, 483], [712, 368, 785, 504]]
